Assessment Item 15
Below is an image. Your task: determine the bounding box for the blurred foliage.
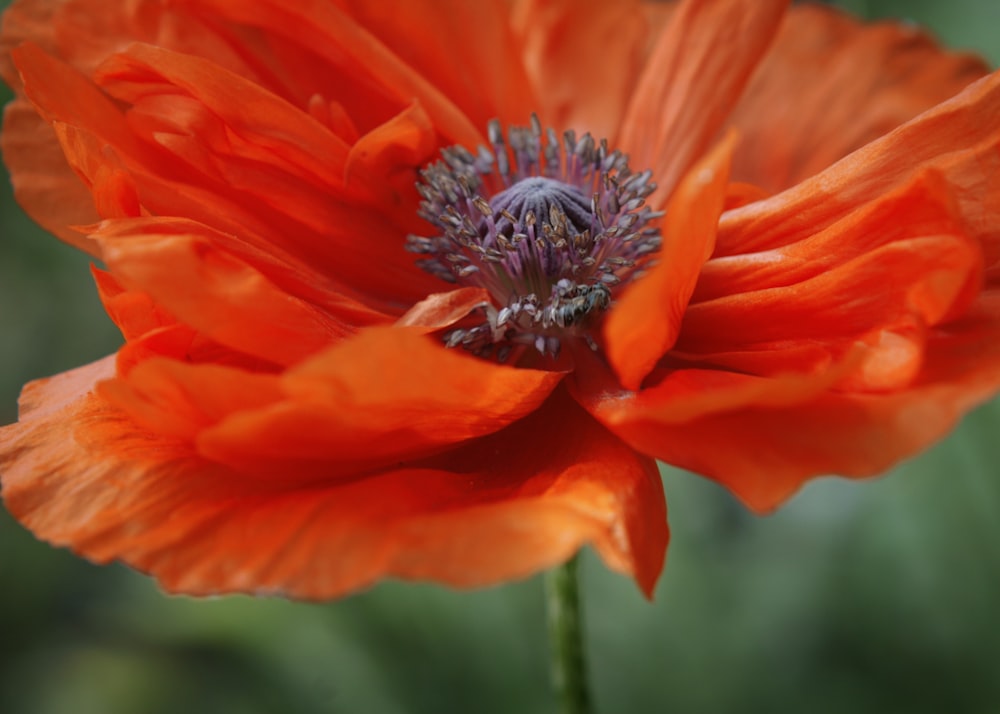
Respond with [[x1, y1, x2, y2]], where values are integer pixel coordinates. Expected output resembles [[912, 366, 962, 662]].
[[2, 1, 1000, 713]]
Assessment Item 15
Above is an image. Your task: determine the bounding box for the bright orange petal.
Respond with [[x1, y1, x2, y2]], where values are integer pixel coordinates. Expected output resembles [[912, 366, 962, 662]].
[[113, 323, 275, 376], [511, 0, 647, 139], [13, 42, 442, 310], [693, 170, 964, 303], [92, 266, 174, 341], [678, 170, 984, 392], [0, 98, 100, 253], [680, 235, 981, 356], [0, 0, 57, 90], [573, 338, 855, 420], [173, 0, 483, 147], [727, 4, 989, 192], [93, 218, 389, 366], [93, 43, 353, 196], [337, 0, 536, 131], [96, 327, 564, 475], [344, 99, 439, 210], [6, 41, 151, 252], [618, 0, 787, 201], [98, 358, 283, 442], [95, 42, 420, 230], [1, 362, 666, 598], [12, 41, 148, 160], [345, 99, 435, 179], [401, 390, 669, 597], [717, 69, 1000, 274], [195, 327, 564, 473], [2, 0, 294, 95], [395, 287, 490, 330], [604, 132, 735, 390], [580, 290, 1000, 513]]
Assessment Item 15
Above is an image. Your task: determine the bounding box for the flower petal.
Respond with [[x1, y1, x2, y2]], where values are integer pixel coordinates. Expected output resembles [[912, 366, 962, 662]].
[[93, 43, 353, 195], [395, 287, 490, 331], [12, 41, 150, 161], [1, 362, 667, 598], [93, 218, 389, 366], [345, 99, 436, 179], [604, 133, 735, 390], [693, 170, 965, 303], [197, 327, 565, 473], [97, 326, 564, 476], [343, 99, 439, 211], [6, 40, 153, 252], [0, 0, 57, 90], [579, 290, 1000, 513], [336, 0, 536, 131], [727, 4, 989, 192], [511, 0, 648, 139], [13, 42, 442, 311], [174, 0, 483, 146], [718, 69, 1000, 274], [96, 43, 441, 306], [680, 235, 981, 356], [91, 266, 174, 341], [1, 98, 100, 253], [2, 0, 293, 94], [618, 0, 787, 201]]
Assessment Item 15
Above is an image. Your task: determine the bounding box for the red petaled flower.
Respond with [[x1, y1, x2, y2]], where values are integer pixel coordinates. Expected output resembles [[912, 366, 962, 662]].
[[1, 0, 999, 598]]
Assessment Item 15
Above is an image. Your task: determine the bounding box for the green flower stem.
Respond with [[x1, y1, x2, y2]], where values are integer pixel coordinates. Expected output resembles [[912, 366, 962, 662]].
[[544, 555, 592, 714]]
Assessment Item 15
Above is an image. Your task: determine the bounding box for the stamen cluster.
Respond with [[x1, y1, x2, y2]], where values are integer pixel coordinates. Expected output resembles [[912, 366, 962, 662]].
[[407, 116, 661, 359]]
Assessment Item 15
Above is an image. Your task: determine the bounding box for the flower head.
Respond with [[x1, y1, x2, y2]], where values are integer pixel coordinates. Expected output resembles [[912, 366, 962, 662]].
[[408, 116, 660, 359], [1, 0, 999, 599]]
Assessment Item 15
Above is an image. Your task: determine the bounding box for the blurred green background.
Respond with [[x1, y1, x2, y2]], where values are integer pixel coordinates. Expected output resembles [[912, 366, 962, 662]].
[[2, 1, 1000, 712]]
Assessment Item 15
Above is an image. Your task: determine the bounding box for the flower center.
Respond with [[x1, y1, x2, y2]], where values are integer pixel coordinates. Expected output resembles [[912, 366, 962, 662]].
[[407, 116, 661, 360]]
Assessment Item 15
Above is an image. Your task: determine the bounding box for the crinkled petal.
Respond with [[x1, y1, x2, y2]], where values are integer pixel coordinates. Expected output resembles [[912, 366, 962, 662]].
[[91, 265, 174, 341], [93, 43, 353, 194], [98, 326, 564, 476], [718, 69, 1000, 274], [577, 290, 1000, 513], [0, 0, 57, 89], [12, 42, 150, 163], [12, 42, 442, 311], [93, 218, 389, 366], [95, 45, 439, 300], [199, 329, 565, 474], [2, 0, 293, 95], [173, 0, 483, 146], [336, 0, 535, 132], [604, 133, 735, 390], [511, 0, 647, 139], [682, 171, 984, 391], [1, 361, 667, 598], [680, 235, 981, 359], [1, 98, 99, 252], [345, 99, 435, 182], [618, 0, 787, 201], [395, 287, 490, 330], [644, 298, 1000, 513], [727, 4, 989, 192], [693, 170, 965, 302]]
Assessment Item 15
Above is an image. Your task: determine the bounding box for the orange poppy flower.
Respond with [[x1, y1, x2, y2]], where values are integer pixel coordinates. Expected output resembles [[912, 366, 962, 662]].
[[1, 0, 999, 600]]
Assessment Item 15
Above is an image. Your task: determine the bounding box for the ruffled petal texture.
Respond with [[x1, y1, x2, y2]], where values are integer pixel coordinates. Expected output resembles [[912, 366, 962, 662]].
[[585, 62, 1000, 511], [0, 0, 673, 598], [511, 0, 648, 139], [0, 358, 667, 598], [727, 4, 990, 192], [3, 0, 1000, 601], [605, 132, 736, 389], [618, 0, 788, 202]]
